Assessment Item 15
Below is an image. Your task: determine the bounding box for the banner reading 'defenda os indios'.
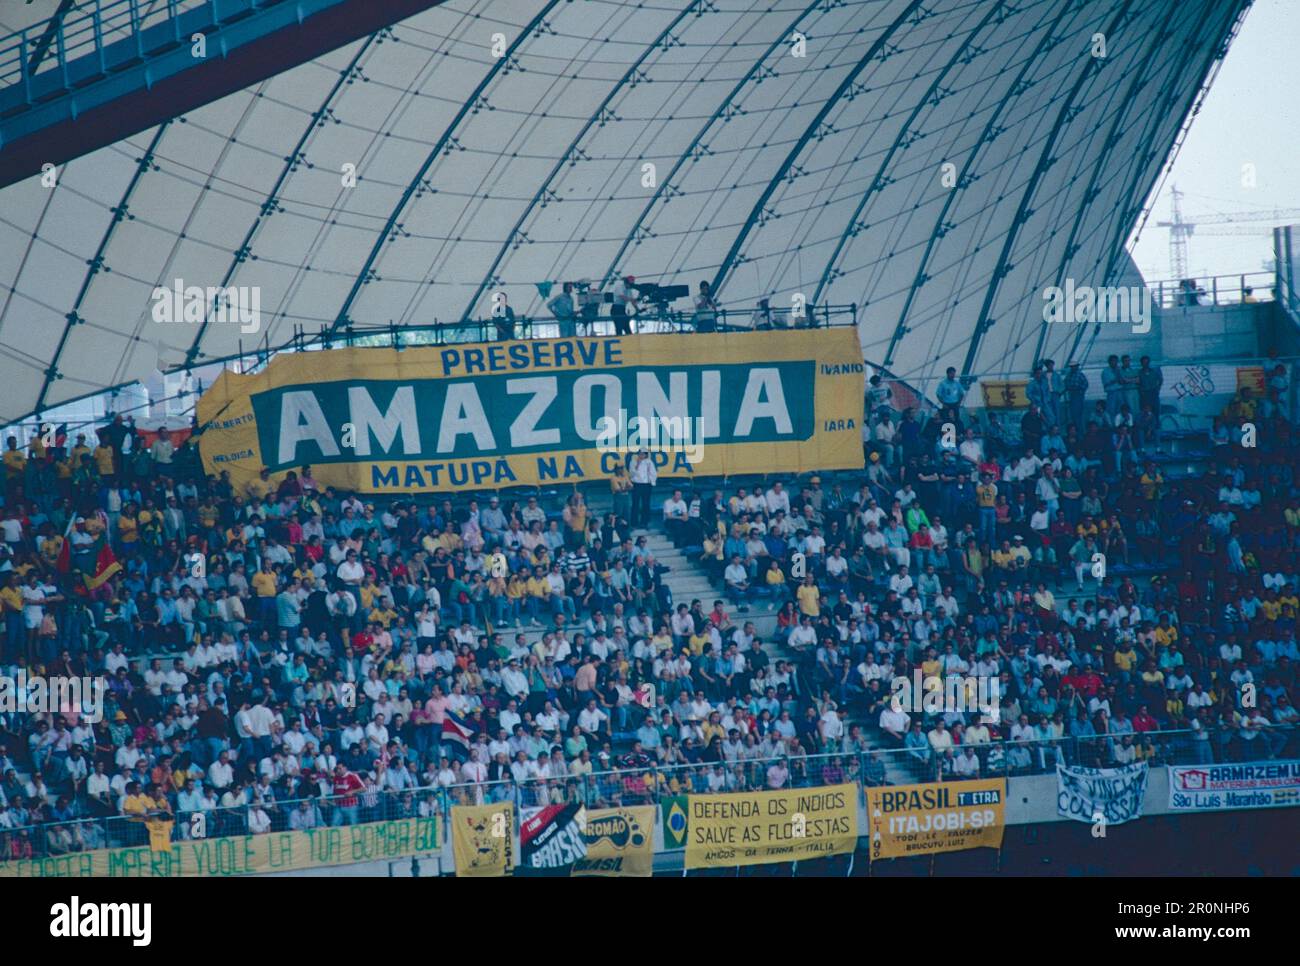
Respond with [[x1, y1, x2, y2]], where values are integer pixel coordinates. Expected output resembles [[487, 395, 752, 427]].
[[684, 783, 858, 869], [867, 779, 1006, 860], [197, 330, 865, 494]]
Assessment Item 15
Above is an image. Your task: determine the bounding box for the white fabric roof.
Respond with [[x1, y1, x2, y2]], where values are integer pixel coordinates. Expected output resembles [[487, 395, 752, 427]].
[[0, 0, 1249, 422]]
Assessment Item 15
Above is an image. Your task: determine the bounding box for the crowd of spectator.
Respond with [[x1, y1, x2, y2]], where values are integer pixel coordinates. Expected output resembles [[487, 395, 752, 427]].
[[683, 358, 1299, 781], [0, 349, 1297, 858]]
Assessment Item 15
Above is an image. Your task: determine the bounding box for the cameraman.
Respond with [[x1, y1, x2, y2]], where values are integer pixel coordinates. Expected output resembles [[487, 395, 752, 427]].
[[693, 280, 719, 332], [612, 275, 639, 335]]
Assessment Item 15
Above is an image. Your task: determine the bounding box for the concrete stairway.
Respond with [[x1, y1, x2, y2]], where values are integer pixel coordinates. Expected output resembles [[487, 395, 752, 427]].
[[635, 524, 924, 783]]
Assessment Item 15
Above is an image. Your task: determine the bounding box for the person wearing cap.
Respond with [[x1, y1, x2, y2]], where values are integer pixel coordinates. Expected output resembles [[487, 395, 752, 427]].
[[480, 495, 507, 543]]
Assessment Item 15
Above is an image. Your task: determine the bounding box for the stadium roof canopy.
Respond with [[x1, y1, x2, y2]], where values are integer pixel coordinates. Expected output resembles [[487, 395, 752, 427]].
[[0, 0, 1251, 423]]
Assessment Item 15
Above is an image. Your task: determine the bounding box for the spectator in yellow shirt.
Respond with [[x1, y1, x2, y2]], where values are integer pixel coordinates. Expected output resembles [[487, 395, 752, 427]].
[[244, 467, 273, 502], [117, 506, 140, 548], [796, 575, 821, 617], [93, 443, 116, 477], [69, 435, 91, 466], [1, 574, 24, 650], [251, 566, 278, 599], [3, 436, 27, 488], [1152, 621, 1179, 648], [764, 559, 786, 587], [688, 629, 711, 656], [1260, 595, 1281, 622], [921, 647, 942, 679], [1113, 642, 1138, 677], [123, 785, 152, 819], [1139, 465, 1164, 501]]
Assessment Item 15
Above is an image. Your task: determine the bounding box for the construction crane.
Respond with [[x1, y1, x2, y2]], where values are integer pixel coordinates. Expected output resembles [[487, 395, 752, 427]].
[[1156, 185, 1300, 278]]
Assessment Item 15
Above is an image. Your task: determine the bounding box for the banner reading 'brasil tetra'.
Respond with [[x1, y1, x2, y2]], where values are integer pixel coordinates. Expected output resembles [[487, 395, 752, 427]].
[[867, 779, 1006, 860], [197, 329, 865, 494]]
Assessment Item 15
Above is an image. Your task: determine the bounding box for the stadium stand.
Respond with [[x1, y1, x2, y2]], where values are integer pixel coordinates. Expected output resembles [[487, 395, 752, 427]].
[[0, 350, 1296, 861]]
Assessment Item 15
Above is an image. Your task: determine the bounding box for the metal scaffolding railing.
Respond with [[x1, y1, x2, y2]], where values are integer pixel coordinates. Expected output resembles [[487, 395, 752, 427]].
[[1145, 270, 1276, 309], [0, 0, 216, 99]]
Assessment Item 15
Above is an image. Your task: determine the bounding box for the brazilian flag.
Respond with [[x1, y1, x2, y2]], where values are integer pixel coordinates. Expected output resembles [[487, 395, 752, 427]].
[[662, 796, 688, 850]]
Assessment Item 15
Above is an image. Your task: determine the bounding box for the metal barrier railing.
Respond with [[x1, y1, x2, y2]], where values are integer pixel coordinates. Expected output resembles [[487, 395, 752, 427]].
[[0, 303, 863, 438], [281, 303, 860, 353], [189, 303, 862, 407], [0, 0, 218, 97], [4, 725, 1292, 862], [1146, 271, 1275, 309]]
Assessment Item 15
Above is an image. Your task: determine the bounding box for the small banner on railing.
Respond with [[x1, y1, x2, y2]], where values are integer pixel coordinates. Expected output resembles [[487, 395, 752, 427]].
[[867, 778, 1006, 860], [573, 806, 654, 877], [662, 796, 688, 850], [683, 783, 858, 870], [145, 818, 174, 853], [1168, 759, 1300, 812], [450, 803, 513, 877], [1056, 761, 1148, 826], [519, 802, 588, 875]]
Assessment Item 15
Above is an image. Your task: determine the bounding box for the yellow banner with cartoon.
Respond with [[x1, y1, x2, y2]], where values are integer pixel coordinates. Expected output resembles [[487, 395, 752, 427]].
[[197, 329, 865, 494], [0, 816, 437, 878], [684, 783, 858, 869], [450, 802, 514, 877], [867, 779, 1006, 860], [572, 805, 654, 877]]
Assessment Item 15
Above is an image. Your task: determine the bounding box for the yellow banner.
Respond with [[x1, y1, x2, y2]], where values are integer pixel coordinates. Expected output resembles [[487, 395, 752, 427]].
[[0, 816, 437, 878], [451, 803, 514, 877], [197, 330, 865, 494], [572, 805, 654, 877], [867, 779, 1006, 860], [980, 380, 1029, 409], [684, 783, 858, 869]]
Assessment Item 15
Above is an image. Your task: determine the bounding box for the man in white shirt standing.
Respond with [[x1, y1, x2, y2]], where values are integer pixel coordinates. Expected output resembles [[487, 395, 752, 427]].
[[335, 549, 365, 629], [629, 449, 658, 528], [612, 275, 640, 335]]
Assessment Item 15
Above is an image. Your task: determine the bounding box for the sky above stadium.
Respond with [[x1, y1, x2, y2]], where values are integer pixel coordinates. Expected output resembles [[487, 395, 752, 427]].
[[1130, 0, 1300, 283]]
